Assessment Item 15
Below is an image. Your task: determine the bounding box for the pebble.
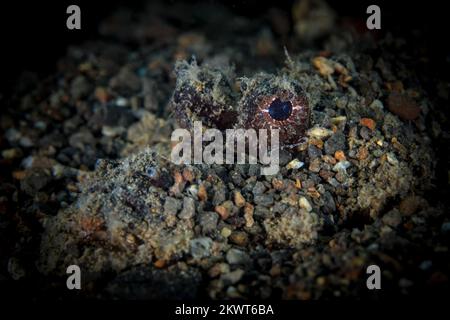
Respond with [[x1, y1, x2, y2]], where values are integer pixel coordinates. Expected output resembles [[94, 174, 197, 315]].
[[334, 150, 346, 161], [190, 237, 213, 259], [208, 263, 230, 278], [229, 231, 249, 246], [222, 269, 245, 284], [215, 200, 234, 220], [234, 191, 246, 208], [252, 181, 266, 195], [360, 118, 376, 131], [308, 145, 322, 160], [254, 194, 274, 207], [308, 158, 321, 173], [324, 132, 346, 155], [199, 212, 218, 234], [359, 126, 372, 140], [299, 196, 312, 212], [187, 185, 199, 198], [382, 209, 402, 228], [179, 197, 196, 219], [164, 197, 182, 215], [115, 97, 129, 107], [2, 148, 22, 159], [212, 184, 227, 206], [286, 158, 305, 170], [357, 146, 369, 160], [226, 248, 251, 265], [386, 152, 399, 166], [332, 160, 351, 173], [198, 184, 207, 201], [312, 56, 334, 77], [244, 203, 255, 227], [221, 227, 232, 238], [307, 127, 334, 139], [387, 92, 421, 120]]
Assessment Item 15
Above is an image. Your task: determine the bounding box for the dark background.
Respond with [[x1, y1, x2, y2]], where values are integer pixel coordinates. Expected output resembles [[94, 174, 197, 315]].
[[0, 0, 449, 304], [0, 0, 448, 91]]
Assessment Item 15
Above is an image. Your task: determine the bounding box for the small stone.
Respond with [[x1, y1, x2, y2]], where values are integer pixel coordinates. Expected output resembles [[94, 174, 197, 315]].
[[322, 155, 336, 165], [360, 118, 376, 130], [307, 187, 321, 199], [115, 97, 129, 107], [198, 184, 207, 201], [187, 185, 198, 198], [308, 145, 322, 160], [307, 127, 333, 139], [164, 197, 181, 215], [319, 169, 333, 181], [229, 231, 249, 246], [190, 237, 213, 259], [212, 183, 227, 206], [154, 259, 166, 268], [2, 148, 22, 159], [270, 265, 281, 277], [226, 248, 250, 265], [334, 150, 346, 161], [278, 149, 293, 166], [208, 263, 230, 278], [324, 132, 346, 155], [386, 152, 399, 165], [95, 87, 109, 103], [199, 212, 218, 234], [399, 196, 423, 216], [299, 196, 312, 212], [333, 160, 351, 173], [214, 206, 229, 220], [357, 146, 369, 160], [295, 178, 302, 189], [308, 158, 321, 173], [312, 57, 334, 77], [102, 126, 125, 137], [215, 200, 234, 220], [179, 197, 196, 219], [382, 209, 402, 228], [309, 138, 324, 149], [254, 194, 274, 207], [12, 171, 26, 180], [244, 203, 254, 228], [234, 191, 246, 208], [222, 269, 245, 284], [271, 178, 285, 190], [387, 92, 421, 120], [221, 227, 232, 238], [330, 116, 347, 127], [286, 158, 305, 170], [359, 126, 372, 140], [252, 181, 266, 195], [182, 168, 195, 182]]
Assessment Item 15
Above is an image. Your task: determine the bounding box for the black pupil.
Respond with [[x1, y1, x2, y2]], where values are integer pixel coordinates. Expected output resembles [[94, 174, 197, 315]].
[[268, 98, 292, 121]]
